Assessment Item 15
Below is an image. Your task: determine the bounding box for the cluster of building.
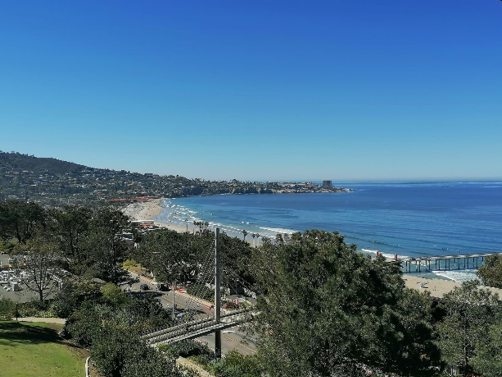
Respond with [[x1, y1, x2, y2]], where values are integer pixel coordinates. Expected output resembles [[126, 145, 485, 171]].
[[0, 151, 347, 208]]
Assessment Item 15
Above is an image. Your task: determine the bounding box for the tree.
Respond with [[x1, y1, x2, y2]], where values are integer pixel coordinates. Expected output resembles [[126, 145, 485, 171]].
[[12, 238, 61, 302], [219, 232, 255, 291], [207, 350, 263, 377], [136, 229, 202, 285], [81, 207, 130, 284], [52, 280, 102, 318], [477, 254, 502, 288], [121, 347, 183, 377], [48, 205, 92, 272], [471, 319, 502, 377], [0, 200, 46, 244], [91, 323, 144, 377], [101, 282, 128, 307], [250, 229, 438, 377], [437, 280, 501, 377]]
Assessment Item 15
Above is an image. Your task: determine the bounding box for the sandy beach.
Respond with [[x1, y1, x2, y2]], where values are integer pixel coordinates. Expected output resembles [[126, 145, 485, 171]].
[[403, 274, 502, 299], [121, 200, 502, 299], [121, 198, 195, 233]]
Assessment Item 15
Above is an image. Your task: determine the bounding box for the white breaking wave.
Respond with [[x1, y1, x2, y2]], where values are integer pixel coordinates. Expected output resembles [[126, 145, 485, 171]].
[[433, 270, 479, 283], [259, 226, 298, 235]]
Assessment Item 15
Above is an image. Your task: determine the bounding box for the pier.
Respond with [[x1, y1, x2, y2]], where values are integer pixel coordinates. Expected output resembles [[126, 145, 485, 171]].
[[399, 252, 502, 273]]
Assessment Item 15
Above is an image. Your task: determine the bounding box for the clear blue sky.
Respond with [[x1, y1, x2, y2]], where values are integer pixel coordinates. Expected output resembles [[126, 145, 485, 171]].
[[1, 1, 501, 181]]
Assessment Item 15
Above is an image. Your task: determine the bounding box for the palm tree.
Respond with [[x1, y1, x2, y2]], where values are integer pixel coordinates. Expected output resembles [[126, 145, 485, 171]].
[[253, 233, 260, 247], [242, 229, 248, 242]]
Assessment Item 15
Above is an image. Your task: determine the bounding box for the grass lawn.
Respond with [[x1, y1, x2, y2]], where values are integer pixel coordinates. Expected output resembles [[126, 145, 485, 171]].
[[0, 321, 88, 377]]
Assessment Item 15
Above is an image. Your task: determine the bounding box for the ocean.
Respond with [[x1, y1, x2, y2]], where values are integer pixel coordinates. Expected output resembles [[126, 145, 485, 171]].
[[156, 181, 502, 282]]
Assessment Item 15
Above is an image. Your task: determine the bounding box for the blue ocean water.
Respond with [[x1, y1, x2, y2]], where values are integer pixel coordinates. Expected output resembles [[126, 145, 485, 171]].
[[156, 181, 502, 281]]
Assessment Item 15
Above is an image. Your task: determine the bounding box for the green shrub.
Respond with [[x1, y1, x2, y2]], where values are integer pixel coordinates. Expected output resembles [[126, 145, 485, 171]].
[[158, 339, 214, 359], [0, 298, 16, 319], [123, 260, 137, 268], [17, 300, 50, 317]]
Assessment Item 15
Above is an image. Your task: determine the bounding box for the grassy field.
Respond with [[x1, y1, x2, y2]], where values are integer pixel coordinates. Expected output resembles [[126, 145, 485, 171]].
[[0, 321, 88, 377]]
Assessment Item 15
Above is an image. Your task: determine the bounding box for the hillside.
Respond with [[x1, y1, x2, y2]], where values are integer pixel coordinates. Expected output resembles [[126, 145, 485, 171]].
[[0, 151, 85, 175], [0, 151, 341, 207]]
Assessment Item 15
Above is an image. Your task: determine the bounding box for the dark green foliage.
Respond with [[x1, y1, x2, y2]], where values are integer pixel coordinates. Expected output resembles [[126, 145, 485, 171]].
[[52, 281, 102, 318], [437, 280, 501, 377], [81, 207, 130, 284], [47, 205, 92, 270], [135, 229, 202, 284], [0, 298, 16, 319], [124, 296, 173, 330], [219, 232, 256, 290], [65, 303, 102, 347], [0, 200, 46, 243], [136, 228, 255, 293], [121, 346, 182, 377], [65, 301, 181, 377], [251, 229, 438, 377], [477, 254, 502, 288], [91, 323, 145, 377], [159, 339, 215, 359], [101, 282, 129, 307], [471, 319, 502, 377], [205, 350, 263, 377]]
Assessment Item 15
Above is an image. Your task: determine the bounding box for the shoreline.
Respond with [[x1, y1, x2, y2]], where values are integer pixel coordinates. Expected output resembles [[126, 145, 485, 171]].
[[121, 199, 502, 299]]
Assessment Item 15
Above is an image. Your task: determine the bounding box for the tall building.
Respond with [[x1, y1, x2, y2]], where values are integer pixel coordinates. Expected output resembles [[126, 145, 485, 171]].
[[322, 180, 332, 188]]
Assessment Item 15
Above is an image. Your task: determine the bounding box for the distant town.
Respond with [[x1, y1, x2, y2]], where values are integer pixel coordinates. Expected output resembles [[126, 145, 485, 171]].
[[0, 151, 350, 208]]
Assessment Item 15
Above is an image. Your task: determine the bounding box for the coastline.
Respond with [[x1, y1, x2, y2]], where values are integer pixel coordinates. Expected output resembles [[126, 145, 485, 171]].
[[121, 199, 502, 299], [121, 197, 198, 234], [402, 274, 502, 299]]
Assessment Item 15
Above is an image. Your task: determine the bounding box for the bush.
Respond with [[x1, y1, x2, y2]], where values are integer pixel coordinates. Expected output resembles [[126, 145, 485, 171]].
[[52, 281, 102, 318], [0, 298, 16, 319], [158, 339, 214, 359], [123, 260, 138, 269], [16, 300, 50, 317], [204, 351, 263, 377]]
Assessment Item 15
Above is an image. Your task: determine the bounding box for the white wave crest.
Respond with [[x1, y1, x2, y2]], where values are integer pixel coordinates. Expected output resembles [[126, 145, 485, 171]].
[[433, 270, 479, 282], [259, 226, 297, 235]]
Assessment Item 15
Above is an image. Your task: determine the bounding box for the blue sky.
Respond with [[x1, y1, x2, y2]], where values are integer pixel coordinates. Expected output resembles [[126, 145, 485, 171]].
[[1, 1, 501, 181]]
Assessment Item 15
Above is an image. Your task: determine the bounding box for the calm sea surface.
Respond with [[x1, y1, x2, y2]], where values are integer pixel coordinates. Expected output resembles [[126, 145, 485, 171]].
[[157, 181, 502, 281]]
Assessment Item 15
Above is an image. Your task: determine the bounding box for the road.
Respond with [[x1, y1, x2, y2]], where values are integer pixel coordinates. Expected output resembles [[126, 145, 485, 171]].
[[197, 326, 258, 356], [125, 274, 258, 355]]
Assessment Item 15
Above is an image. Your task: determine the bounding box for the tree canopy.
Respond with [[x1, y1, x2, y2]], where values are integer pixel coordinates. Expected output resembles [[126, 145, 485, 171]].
[[477, 254, 502, 288], [437, 280, 501, 377], [250, 229, 438, 377]]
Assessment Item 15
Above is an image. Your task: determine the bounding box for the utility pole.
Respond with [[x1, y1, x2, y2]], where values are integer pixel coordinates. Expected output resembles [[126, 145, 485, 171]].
[[214, 227, 222, 358], [172, 279, 176, 320]]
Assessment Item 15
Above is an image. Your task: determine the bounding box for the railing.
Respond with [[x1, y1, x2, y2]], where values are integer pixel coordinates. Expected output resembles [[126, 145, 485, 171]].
[[141, 308, 251, 346]]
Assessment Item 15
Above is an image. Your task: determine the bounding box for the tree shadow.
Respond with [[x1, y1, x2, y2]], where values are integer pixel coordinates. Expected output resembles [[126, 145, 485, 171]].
[[0, 321, 63, 348]]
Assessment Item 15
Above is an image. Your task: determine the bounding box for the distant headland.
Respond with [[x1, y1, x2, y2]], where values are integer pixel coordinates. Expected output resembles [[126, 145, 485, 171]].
[[0, 151, 350, 207]]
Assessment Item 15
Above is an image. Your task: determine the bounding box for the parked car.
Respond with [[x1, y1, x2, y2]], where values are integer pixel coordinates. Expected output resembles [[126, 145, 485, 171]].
[[157, 283, 169, 291], [140, 284, 149, 291]]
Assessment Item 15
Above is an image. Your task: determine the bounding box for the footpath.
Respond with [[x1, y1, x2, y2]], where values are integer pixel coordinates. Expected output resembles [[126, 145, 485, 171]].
[[15, 317, 66, 324]]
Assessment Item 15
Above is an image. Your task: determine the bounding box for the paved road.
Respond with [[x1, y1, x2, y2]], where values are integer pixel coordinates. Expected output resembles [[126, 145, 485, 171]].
[[126, 272, 258, 355], [196, 326, 258, 356]]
